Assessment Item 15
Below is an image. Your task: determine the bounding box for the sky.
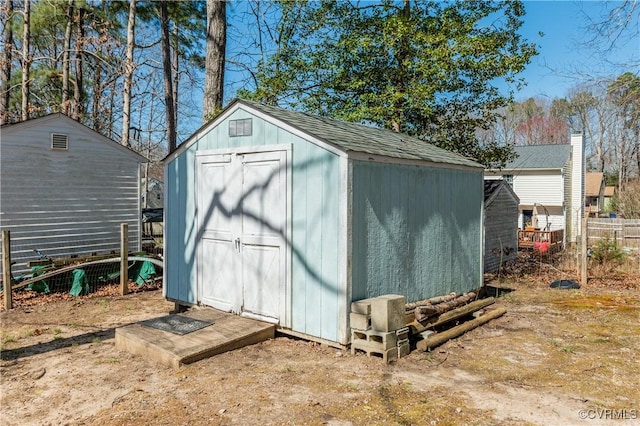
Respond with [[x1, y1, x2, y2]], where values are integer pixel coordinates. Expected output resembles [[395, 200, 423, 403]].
[[509, 0, 639, 101]]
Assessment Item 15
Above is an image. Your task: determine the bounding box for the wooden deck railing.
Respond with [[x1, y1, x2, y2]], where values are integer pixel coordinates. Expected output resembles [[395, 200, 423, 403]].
[[518, 229, 564, 252]]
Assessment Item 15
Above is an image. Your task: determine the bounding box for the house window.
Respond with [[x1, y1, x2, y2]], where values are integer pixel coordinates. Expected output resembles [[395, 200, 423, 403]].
[[51, 133, 69, 150], [503, 174, 513, 187], [229, 118, 252, 137]]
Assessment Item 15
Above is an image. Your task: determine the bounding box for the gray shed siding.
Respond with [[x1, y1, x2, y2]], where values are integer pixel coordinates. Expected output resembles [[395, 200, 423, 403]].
[[351, 162, 483, 302], [164, 108, 343, 342], [0, 115, 143, 269], [484, 185, 519, 272]]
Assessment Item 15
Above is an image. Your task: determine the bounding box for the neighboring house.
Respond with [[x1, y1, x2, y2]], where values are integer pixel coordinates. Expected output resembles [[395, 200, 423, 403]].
[[603, 186, 616, 213], [0, 114, 146, 270], [484, 179, 519, 273], [141, 177, 164, 209], [164, 99, 485, 346], [585, 172, 605, 217], [485, 134, 585, 244]]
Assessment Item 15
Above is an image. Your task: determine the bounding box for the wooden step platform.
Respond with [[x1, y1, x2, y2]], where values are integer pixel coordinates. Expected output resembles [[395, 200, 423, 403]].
[[115, 308, 276, 368]]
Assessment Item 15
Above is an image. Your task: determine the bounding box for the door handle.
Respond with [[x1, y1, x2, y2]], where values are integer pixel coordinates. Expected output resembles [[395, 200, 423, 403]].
[[235, 237, 241, 251]]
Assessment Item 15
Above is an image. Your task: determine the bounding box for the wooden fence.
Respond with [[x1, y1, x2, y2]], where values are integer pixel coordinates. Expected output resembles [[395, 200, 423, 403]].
[[586, 218, 640, 249]]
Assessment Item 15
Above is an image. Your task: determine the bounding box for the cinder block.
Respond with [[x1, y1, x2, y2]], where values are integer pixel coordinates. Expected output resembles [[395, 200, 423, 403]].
[[395, 327, 410, 341], [349, 312, 371, 331], [371, 294, 406, 332], [351, 329, 367, 342], [367, 329, 398, 350], [397, 340, 411, 358], [351, 341, 399, 364], [351, 298, 374, 315], [351, 329, 397, 350]]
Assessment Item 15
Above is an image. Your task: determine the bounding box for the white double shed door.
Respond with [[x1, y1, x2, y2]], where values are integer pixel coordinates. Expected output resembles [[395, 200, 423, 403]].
[[195, 146, 290, 325]]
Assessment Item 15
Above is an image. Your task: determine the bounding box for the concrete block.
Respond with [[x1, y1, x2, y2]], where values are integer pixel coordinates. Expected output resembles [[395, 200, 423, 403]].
[[397, 340, 411, 358], [351, 341, 399, 364], [351, 329, 367, 342], [351, 298, 374, 315], [367, 329, 398, 350], [371, 294, 406, 332], [351, 329, 397, 350], [349, 312, 371, 331], [395, 327, 410, 341]]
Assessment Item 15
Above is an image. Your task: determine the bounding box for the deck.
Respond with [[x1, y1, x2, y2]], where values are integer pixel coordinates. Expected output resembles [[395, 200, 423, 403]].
[[518, 229, 564, 253], [115, 308, 276, 368]]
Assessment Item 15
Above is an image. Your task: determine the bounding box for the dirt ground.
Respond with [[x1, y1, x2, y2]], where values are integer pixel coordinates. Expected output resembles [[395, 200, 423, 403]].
[[1, 267, 639, 426]]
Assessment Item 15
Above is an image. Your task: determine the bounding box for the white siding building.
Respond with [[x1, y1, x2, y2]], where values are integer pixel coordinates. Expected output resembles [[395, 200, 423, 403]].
[[485, 134, 585, 244], [0, 114, 146, 270]]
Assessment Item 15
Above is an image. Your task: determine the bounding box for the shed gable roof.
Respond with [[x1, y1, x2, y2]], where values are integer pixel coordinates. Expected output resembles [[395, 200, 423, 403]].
[[2, 113, 147, 162], [168, 99, 483, 169], [585, 172, 604, 197], [604, 186, 615, 197], [484, 179, 519, 206], [499, 144, 571, 171]]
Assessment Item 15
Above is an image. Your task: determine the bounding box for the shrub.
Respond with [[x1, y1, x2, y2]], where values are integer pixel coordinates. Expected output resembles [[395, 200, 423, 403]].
[[589, 237, 627, 265]]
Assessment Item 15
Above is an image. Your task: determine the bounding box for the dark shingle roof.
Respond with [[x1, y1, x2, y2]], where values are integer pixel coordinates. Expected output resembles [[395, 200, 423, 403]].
[[501, 144, 571, 170], [484, 179, 503, 202], [240, 100, 483, 169], [483, 179, 519, 204]]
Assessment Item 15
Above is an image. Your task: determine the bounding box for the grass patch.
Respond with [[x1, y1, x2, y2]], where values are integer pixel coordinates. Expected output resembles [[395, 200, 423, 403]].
[[456, 280, 640, 406], [2, 334, 16, 344]]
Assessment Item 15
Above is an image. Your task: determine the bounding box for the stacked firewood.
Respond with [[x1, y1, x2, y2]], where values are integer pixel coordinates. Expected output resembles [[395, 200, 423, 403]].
[[405, 291, 506, 351]]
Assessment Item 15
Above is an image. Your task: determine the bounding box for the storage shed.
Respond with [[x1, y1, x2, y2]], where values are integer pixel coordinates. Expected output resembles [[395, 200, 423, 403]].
[[164, 100, 485, 345], [483, 179, 519, 273], [0, 114, 146, 269]]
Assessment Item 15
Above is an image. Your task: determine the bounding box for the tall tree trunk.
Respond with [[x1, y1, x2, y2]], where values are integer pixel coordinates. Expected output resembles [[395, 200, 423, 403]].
[[203, 0, 226, 121], [20, 0, 30, 121], [391, 0, 410, 133], [160, 1, 176, 152], [121, 0, 136, 147], [73, 4, 84, 120], [1, 0, 13, 124], [172, 21, 179, 126], [91, 48, 102, 133], [62, 0, 74, 115]]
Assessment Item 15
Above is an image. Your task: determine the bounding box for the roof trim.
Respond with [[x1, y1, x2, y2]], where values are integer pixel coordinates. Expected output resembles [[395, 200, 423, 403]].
[[2, 113, 148, 162], [349, 151, 483, 172], [165, 99, 484, 169], [484, 179, 520, 207], [165, 100, 349, 164]]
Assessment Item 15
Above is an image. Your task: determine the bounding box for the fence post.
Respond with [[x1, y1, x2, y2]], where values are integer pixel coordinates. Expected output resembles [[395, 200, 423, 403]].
[[120, 223, 128, 296], [580, 217, 588, 286], [3, 230, 12, 310]]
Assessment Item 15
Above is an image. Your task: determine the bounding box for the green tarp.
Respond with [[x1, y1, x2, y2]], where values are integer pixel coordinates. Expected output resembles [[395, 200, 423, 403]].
[[26, 260, 157, 296], [130, 260, 157, 286], [28, 266, 50, 293], [69, 269, 90, 296]]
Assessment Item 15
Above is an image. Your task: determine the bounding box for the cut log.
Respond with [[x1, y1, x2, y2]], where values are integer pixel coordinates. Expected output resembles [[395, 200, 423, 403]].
[[408, 297, 495, 335], [414, 292, 477, 322], [416, 307, 507, 351], [405, 292, 457, 310]]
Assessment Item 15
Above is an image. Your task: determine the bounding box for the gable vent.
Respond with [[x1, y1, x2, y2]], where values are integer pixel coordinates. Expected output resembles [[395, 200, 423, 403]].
[[51, 133, 69, 150]]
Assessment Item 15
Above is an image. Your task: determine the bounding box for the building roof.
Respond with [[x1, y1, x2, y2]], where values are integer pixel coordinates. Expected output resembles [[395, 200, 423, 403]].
[[500, 144, 571, 170], [585, 172, 604, 197], [604, 186, 616, 197], [483, 179, 519, 205], [168, 99, 483, 169], [2, 113, 148, 162]]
